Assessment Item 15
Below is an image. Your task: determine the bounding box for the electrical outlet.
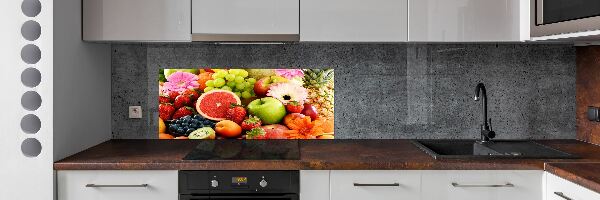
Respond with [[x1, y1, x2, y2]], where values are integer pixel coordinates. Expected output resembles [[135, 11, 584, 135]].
[[129, 106, 142, 119]]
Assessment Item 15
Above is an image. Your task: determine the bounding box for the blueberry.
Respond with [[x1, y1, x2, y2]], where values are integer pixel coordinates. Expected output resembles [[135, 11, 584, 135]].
[[177, 128, 184, 133], [182, 122, 189, 127]]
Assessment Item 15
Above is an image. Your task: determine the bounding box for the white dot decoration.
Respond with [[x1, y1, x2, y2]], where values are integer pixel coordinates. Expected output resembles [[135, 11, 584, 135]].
[[20, 114, 41, 134], [21, 67, 41, 87], [21, 20, 41, 41], [21, 91, 42, 111], [21, 138, 42, 157], [21, 0, 41, 17], [21, 44, 41, 64]]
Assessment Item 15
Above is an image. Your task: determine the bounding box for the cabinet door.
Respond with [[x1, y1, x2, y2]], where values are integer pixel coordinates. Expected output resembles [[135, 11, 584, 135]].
[[300, 170, 330, 200], [57, 170, 178, 200], [330, 170, 420, 200], [82, 0, 191, 41], [192, 0, 299, 39], [545, 172, 600, 200], [301, 0, 408, 42], [409, 0, 528, 42], [421, 170, 543, 200]]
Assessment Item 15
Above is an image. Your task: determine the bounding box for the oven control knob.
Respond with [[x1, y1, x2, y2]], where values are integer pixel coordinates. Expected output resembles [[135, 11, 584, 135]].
[[259, 179, 268, 188], [211, 180, 219, 188]]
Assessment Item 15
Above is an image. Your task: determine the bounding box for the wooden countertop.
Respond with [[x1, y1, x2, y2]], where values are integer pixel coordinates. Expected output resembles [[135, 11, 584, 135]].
[[545, 162, 600, 194], [54, 139, 600, 170]]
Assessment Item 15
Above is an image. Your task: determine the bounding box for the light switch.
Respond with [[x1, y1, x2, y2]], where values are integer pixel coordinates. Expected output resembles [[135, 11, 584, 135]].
[[129, 106, 142, 118]]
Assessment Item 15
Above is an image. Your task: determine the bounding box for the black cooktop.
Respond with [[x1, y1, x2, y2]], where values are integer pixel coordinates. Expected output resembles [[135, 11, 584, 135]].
[[183, 140, 300, 160]]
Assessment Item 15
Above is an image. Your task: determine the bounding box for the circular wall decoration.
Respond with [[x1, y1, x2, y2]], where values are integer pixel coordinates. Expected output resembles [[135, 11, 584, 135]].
[[21, 20, 41, 41], [21, 138, 42, 157], [21, 0, 41, 17], [21, 91, 42, 111], [20, 114, 41, 134], [21, 44, 41, 64], [21, 68, 41, 87]]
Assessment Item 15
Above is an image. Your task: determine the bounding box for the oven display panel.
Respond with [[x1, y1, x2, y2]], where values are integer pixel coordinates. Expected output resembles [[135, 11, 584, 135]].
[[232, 177, 248, 186]]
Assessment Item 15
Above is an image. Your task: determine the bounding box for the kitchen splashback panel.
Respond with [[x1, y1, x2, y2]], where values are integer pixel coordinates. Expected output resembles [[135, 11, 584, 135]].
[[112, 43, 575, 139]]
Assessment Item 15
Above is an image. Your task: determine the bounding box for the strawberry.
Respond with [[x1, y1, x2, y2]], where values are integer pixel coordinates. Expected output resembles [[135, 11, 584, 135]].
[[159, 95, 171, 104], [246, 127, 266, 139], [241, 115, 262, 131], [285, 101, 304, 113], [182, 89, 199, 102], [226, 104, 247, 124], [168, 91, 180, 102], [174, 94, 192, 109], [172, 106, 194, 120], [159, 103, 176, 120]]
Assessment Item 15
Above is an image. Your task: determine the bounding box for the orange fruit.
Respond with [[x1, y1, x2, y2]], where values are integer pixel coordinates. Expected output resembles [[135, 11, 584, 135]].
[[159, 118, 167, 133], [318, 134, 334, 139], [159, 133, 174, 139], [197, 72, 214, 90], [215, 120, 242, 138], [174, 136, 189, 139]]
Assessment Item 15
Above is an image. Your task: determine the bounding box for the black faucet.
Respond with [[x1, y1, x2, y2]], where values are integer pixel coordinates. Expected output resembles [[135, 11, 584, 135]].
[[474, 83, 495, 142]]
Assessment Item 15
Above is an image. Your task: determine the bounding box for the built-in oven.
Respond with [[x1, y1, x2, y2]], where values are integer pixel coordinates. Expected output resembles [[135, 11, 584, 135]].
[[532, 0, 600, 37], [179, 171, 299, 200]]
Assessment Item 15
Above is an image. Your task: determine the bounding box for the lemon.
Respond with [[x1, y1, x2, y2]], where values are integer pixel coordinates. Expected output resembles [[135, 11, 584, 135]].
[[189, 127, 216, 139]]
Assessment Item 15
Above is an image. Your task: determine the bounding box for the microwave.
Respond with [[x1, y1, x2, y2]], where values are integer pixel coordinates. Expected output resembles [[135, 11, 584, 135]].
[[531, 0, 600, 37]]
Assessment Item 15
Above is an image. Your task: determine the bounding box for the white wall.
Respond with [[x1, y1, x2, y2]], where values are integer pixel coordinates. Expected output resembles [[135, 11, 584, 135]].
[[53, 0, 111, 161]]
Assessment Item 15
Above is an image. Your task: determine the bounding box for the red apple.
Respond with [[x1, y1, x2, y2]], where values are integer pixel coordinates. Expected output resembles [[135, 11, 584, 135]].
[[262, 124, 289, 139], [254, 77, 274, 96], [301, 104, 318, 120]]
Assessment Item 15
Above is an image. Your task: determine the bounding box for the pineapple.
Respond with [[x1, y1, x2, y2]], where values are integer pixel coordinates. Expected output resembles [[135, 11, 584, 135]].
[[303, 69, 335, 120]]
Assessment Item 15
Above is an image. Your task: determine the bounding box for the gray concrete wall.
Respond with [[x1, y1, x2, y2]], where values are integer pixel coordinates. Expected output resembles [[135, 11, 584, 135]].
[[112, 43, 576, 139]]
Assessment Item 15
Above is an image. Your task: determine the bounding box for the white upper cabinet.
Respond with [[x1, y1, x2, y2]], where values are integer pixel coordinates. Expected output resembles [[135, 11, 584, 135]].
[[409, 0, 530, 42], [83, 0, 191, 42], [191, 0, 300, 41], [300, 0, 408, 42]]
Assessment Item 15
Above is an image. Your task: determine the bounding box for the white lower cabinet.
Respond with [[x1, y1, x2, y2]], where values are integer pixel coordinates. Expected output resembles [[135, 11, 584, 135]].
[[545, 172, 600, 200], [421, 170, 543, 200], [330, 170, 421, 200], [56, 170, 178, 200]]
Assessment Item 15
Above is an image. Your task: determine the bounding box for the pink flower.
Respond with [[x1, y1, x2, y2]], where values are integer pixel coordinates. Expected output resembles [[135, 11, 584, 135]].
[[162, 71, 199, 93], [275, 69, 304, 79], [267, 82, 308, 104]]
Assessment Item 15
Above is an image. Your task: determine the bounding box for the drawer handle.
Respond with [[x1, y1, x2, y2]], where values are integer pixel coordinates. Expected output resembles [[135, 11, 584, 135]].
[[554, 192, 573, 200], [451, 182, 514, 188], [353, 183, 400, 187], [85, 184, 149, 188]]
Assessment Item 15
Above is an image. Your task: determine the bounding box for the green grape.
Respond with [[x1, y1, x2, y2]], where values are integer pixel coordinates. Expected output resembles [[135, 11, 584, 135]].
[[221, 86, 232, 91], [247, 78, 256, 84], [205, 80, 215, 87], [213, 78, 226, 87], [213, 71, 227, 79], [204, 87, 214, 93], [234, 76, 244, 83], [227, 81, 236, 88], [234, 92, 241, 97], [241, 91, 252, 99], [245, 83, 254, 91], [228, 69, 239, 76], [239, 70, 249, 78], [235, 83, 246, 90], [225, 74, 236, 81]]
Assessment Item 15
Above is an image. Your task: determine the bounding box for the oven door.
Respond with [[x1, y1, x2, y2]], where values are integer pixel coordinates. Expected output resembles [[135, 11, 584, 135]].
[[532, 0, 600, 37], [179, 194, 299, 200]]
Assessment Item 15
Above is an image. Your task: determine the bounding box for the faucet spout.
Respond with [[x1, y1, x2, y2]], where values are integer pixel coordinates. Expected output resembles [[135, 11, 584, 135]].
[[474, 83, 495, 142]]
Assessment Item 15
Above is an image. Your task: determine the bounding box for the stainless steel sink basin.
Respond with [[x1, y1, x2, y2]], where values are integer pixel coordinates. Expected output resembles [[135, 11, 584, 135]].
[[411, 140, 578, 160]]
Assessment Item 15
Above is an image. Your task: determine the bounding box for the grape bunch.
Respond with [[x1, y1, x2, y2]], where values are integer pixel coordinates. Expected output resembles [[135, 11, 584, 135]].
[[204, 69, 256, 99], [168, 115, 216, 137]]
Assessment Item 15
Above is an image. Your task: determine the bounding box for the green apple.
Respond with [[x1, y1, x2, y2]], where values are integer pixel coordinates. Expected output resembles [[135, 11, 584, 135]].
[[164, 69, 199, 78], [247, 97, 287, 124]]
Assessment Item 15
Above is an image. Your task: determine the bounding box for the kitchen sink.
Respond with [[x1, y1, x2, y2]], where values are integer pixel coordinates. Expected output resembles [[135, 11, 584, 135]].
[[411, 140, 578, 160]]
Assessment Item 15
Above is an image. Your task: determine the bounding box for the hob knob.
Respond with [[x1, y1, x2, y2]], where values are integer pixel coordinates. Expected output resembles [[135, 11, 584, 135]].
[[259, 179, 268, 188], [211, 180, 219, 188]]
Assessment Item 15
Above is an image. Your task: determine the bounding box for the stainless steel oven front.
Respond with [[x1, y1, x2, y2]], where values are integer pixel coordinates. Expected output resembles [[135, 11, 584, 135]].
[[532, 0, 600, 37]]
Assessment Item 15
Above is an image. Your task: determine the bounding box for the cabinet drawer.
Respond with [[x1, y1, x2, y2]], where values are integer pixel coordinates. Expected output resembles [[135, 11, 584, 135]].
[[421, 170, 543, 200], [57, 170, 178, 200], [330, 170, 420, 200], [545, 172, 600, 200]]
